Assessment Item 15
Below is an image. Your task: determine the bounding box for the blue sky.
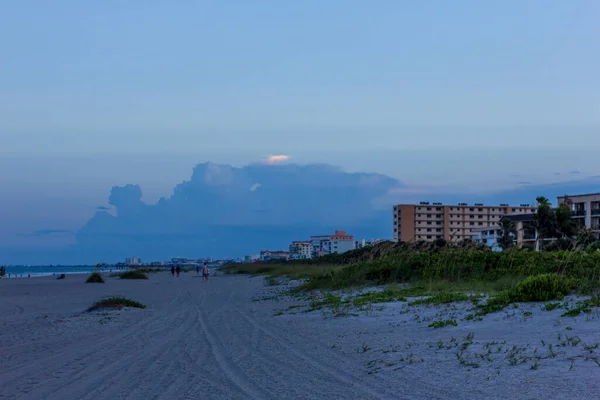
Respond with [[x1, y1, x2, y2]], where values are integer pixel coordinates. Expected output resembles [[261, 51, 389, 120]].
[[1, 1, 600, 260]]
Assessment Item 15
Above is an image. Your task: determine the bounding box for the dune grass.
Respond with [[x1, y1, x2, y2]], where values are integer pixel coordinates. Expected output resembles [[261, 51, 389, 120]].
[[223, 263, 343, 280], [117, 271, 149, 280], [87, 297, 146, 312], [86, 272, 105, 283]]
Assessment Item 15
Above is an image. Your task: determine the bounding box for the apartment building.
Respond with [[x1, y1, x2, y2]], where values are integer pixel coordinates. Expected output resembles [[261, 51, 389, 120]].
[[289, 241, 312, 259], [557, 193, 600, 238], [310, 230, 354, 257], [392, 202, 537, 243]]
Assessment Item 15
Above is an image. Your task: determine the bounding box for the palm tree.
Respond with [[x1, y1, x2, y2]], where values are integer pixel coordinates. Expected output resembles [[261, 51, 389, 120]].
[[533, 196, 558, 251], [497, 217, 517, 250]]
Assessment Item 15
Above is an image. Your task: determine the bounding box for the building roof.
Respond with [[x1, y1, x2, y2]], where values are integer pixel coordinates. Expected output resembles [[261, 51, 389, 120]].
[[504, 213, 535, 222]]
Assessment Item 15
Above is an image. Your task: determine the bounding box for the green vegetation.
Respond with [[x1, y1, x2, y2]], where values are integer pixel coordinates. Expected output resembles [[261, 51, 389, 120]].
[[410, 291, 471, 306], [118, 271, 149, 280], [352, 288, 407, 307], [544, 302, 560, 311], [87, 297, 146, 312], [223, 263, 342, 280], [561, 297, 600, 317], [86, 272, 105, 283], [477, 273, 572, 315], [428, 319, 458, 328]]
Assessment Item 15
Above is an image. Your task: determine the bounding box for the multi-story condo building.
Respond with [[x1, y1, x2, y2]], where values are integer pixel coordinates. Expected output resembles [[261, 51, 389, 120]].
[[310, 230, 354, 257], [557, 193, 600, 238], [392, 202, 537, 243], [289, 241, 312, 259]]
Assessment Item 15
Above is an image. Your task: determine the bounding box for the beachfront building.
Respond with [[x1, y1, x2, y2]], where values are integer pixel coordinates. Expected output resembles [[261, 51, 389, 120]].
[[125, 257, 141, 265], [557, 193, 600, 239], [259, 250, 290, 262], [473, 227, 503, 252], [392, 202, 537, 243], [503, 213, 538, 250], [310, 230, 354, 257], [289, 241, 312, 260], [354, 238, 386, 249]]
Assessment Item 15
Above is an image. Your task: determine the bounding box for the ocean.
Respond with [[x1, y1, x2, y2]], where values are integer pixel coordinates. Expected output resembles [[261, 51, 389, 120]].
[[2, 265, 127, 278]]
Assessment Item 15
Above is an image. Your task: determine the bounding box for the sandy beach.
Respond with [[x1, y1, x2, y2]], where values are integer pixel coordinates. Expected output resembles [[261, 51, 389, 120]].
[[2, 272, 599, 400]]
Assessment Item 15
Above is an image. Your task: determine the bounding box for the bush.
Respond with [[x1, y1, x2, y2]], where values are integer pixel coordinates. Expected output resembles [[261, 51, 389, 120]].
[[118, 271, 149, 280], [86, 272, 105, 283], [510, 273, 571, 302], [478, 273, 572, 315], [87, 297, 146, 312]]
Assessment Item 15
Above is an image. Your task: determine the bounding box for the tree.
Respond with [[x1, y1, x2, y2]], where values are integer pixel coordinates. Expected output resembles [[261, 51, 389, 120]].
[[497, 217, 517, 250], [533, 196, 558, 251], [555, 202, 578, 238]]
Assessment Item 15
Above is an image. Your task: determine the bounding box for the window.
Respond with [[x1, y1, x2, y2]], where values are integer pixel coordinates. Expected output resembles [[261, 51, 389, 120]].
[[470, 222, 475, 226], [478, 222, 483, 226], [436, 228, 442, 232], [394, 228, 397, 232], [427, 214, 432, 218], [427, 228, 431, 232], [478, 208, 483, 212], [470, 208, 474, 212], [427, 236, 432, 239], [427, 222, 432, 225]]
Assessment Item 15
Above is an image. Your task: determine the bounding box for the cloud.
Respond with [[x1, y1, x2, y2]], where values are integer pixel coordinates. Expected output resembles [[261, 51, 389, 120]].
[[570, 170, 581, 175], [263, 155, 290, 165], [19, 229, 73, 237], [517, 181, 533, 185], [249, 183, 262, 192]]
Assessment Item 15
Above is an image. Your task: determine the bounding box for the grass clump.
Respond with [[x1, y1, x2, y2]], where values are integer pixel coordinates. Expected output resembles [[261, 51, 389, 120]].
[[118, 270, 149, 280], [410, 291, 470, 306], [429, 319, 458, 329], [86, 272, 105, 283], [478, 274, 572, 316], [87, 297, 146, 312], [352, 288, 407, 307], [544, 302, 560, 311], [561, 297, 600, 317]]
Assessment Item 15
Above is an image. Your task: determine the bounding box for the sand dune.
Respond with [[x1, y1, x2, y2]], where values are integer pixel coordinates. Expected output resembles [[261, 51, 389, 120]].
[[1, 272, 599, 399]]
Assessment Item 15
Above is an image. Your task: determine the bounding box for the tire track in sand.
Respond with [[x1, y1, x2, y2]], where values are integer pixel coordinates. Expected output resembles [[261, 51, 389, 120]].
[[187, 291, 273, 400], [233, 306, 386, 400]]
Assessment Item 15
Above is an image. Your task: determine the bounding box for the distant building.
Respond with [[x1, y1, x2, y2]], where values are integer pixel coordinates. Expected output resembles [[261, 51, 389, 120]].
[[393, 202, 537, 243], [289, 241, 312, 259], [557, 193, 600, 239], [310, 230, 354, 257], [473, 227, 503, 252], [259, 250, 290, 262], [125, 257, 141, 265], [244, 255, 260, 263], [354, 238, 386, 250]]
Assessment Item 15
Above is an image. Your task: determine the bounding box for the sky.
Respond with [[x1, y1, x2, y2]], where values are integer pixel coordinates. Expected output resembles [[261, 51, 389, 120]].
[[1, 1, 600, 261]]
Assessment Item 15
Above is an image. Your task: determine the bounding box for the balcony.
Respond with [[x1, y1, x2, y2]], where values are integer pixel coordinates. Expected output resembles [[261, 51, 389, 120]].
[[572, 209, 586, 217], [592, 209, 600, 216]]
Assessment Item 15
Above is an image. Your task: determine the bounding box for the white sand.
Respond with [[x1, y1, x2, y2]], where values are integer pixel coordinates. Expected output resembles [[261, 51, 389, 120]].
[[1, 272, 599, 399]]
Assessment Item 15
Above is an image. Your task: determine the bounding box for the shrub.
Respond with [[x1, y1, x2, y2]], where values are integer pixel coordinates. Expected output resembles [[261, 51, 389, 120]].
[[86, 272, 105, 283], [118, 271, 149, 280], [429, 319, 458, 328], [478, 273, 571, 315], [510, 273, 571, 302], [87, 297, 146, 312]]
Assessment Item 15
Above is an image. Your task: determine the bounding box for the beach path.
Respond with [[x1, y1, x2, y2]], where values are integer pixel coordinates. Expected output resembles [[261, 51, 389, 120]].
[[0, 273, 399, 400]]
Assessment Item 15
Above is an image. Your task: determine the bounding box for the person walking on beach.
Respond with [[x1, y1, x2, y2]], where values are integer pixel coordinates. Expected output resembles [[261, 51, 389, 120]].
[[202, 263, 209, 283], [196, 264, 200, 275], [170, 266, 175, 278], [175, 265, 181, 278]]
